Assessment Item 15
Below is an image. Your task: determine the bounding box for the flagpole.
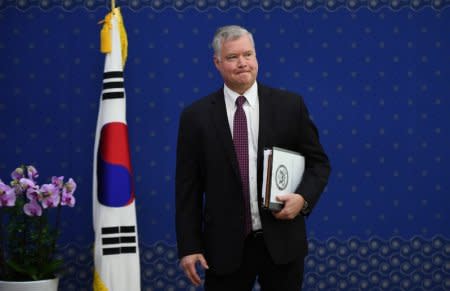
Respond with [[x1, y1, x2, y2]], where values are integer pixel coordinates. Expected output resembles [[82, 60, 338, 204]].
[[111, 0, 115, 10]]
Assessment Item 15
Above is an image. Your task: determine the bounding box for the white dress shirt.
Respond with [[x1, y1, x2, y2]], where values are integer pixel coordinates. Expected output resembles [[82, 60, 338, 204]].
[[223, 82, 262, 231]]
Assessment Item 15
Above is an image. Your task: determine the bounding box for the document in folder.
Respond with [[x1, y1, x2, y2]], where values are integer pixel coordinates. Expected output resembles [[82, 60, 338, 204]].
[[261, 147, 305, 211]]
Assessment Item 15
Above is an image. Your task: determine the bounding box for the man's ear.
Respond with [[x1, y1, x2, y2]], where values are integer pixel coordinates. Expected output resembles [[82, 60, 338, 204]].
[[213, 56, 220, 68]]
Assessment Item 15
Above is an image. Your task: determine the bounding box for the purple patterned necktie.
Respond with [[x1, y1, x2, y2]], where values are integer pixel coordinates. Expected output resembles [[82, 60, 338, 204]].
[[233, 96, 252, 236]]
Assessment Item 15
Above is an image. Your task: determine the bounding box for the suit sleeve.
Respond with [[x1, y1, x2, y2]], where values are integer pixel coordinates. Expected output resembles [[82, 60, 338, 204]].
[[175, 108, 204, 258], [295, 96, 331, 214]]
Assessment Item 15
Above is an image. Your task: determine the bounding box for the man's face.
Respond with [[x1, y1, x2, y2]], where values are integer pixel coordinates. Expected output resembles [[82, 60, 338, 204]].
[[214, 35, 258, 94]]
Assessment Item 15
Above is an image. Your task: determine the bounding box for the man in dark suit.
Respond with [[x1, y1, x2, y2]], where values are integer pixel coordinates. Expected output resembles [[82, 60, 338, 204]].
[[175, 25, 331, 290]]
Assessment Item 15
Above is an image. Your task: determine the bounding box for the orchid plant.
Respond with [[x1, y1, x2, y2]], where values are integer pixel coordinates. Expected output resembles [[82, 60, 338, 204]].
[[0, 165, 76, 281]]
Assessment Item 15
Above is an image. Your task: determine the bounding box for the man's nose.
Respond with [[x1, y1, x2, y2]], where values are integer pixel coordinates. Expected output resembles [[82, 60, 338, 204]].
[[237, 56, 247, 66]]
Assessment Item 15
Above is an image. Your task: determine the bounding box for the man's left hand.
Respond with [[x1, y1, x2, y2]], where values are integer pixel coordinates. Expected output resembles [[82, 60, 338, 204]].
[[272, 193, 304, 220]]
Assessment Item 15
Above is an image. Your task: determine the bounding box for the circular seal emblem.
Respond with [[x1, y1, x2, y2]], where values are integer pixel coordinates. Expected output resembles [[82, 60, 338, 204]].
[[275, 165, 289, 191]]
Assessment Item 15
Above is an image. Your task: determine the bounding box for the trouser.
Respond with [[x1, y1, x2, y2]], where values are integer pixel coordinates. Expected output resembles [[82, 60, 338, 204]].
[[205, 231, 304, 291]]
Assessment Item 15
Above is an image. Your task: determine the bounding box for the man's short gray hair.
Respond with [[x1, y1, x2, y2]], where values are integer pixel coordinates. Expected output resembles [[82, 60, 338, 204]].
[[212, 25, 255, 60]]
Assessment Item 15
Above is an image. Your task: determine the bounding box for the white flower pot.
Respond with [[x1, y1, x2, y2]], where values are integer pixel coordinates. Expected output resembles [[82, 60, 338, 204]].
[[0, 278, 59, 291]]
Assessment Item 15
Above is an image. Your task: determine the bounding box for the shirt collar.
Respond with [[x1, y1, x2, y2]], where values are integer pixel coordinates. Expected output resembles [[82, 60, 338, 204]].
[[224, 82, 258, 108]]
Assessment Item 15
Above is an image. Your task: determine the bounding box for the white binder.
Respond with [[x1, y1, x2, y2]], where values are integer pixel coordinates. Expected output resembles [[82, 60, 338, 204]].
[[261, 147, 305, 211]]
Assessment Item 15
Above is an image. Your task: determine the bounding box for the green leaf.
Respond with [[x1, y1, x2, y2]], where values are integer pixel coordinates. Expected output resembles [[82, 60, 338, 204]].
[[38, 259, 63, 278], [6, 259, 31, 277], [6, 258, 62, 281]]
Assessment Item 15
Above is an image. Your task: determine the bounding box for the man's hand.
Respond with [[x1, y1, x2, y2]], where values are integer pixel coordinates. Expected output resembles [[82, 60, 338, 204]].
[[272, 193, 305, 220], [180, 253, 209, 286]]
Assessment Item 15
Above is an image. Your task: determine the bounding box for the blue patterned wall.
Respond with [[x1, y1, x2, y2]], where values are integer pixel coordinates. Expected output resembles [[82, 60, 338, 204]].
[[0, 2, 449, 290]]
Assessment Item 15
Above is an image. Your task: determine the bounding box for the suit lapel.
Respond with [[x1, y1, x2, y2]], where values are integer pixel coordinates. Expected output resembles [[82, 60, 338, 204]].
[[210, 90, 241, 180], [257, 84, 274, 197]]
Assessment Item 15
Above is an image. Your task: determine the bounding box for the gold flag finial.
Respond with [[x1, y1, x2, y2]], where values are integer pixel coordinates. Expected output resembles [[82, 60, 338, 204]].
[[99, 8, 128, 68], [100, 12, 112, 54]]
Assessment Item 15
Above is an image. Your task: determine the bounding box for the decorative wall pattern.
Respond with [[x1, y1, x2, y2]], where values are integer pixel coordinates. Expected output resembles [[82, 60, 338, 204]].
[[1, 0, 450, 11], [1, 4, 449, 290], [58, 237, 450, 290]]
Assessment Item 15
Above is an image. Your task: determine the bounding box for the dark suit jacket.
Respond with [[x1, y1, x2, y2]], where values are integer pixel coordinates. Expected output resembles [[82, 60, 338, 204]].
[[175, 82, 331, 274]]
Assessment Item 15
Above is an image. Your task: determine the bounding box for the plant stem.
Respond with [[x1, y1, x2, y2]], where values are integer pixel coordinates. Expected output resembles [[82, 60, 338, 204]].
[[0, 209, 5, 279], [37, 213, 46, 279], [21, 197, 27, 274], [50, 203, 62, 262]]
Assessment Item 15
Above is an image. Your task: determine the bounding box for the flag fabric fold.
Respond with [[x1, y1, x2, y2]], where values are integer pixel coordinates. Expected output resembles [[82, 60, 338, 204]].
[[93, 8, 140, 291]]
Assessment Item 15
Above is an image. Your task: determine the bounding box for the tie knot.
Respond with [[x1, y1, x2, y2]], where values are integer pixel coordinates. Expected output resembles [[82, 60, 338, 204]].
[[236, 96, 246, 108]]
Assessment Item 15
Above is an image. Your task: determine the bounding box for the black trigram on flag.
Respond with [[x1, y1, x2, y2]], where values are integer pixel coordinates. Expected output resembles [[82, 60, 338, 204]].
[[101, 225, 137, 255], [102, 71, 124, 100]]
